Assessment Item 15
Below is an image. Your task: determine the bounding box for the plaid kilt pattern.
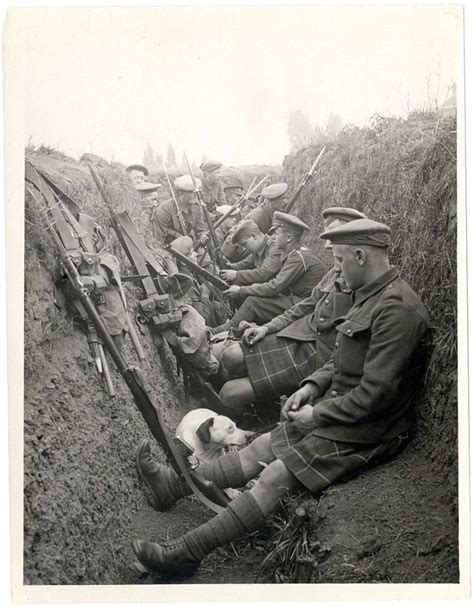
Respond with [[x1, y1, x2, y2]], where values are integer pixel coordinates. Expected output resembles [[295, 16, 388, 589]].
[[241, 334, 319, 401], [271, 421, 407, 494]]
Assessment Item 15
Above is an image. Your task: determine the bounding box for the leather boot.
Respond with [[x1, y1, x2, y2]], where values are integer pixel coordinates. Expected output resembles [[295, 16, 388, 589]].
[[132, 538, 201, 580], [136, 441, 191, 511]]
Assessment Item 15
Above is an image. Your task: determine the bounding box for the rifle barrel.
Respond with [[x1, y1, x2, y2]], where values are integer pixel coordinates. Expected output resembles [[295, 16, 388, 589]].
[[168, 246, 230, 291]]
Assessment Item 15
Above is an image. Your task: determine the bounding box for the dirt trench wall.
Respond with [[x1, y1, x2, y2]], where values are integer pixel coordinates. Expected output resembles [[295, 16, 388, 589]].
[[23, 151, 187, 584], [23, 149, 283, 584], [282, 112, 457, 497]]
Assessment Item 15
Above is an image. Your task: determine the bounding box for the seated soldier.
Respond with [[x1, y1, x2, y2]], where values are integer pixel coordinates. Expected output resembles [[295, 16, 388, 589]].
[[132, 218, 430, 580], [214, 204, 241, 247], [216, 212, 327, 331], [216, 207, 365, 413], [245, 182, 288, 234], [220, 219, 281, 288], [151, 174, 209, 249], [200, 160, 227, 215], [152, 174, 211, 270], [170, 236, 229, 328]]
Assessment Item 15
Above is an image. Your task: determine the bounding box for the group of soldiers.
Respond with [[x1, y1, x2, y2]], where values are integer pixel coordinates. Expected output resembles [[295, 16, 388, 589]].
[[121, 158, 430, 581]]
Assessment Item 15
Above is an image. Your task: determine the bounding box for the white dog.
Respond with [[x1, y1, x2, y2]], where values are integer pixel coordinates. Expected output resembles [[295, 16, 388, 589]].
[[175, 408, 254, 465]]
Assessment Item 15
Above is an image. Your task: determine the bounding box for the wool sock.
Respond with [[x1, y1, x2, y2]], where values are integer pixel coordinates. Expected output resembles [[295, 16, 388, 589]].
[[183, 491, 265, 560], [197, 451, 247, 488]]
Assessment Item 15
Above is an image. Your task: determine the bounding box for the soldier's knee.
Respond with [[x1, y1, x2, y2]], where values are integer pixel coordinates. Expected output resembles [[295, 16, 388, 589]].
[[258, 459, 295, 493], [219, 381, 247, 414], [221, 343, 245, 374]]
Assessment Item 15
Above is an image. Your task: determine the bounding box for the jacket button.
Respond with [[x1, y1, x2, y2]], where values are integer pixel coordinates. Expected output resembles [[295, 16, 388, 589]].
[[317, 331, 321, 336], [346, 328, 352, 333], [330, 390, 338, 397], [319, 317, 325, 322], [325, 299, 330, 305], [335, 342, 339, 348]]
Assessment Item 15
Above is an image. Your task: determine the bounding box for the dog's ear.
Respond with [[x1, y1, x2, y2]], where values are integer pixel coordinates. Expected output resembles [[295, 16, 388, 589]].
[[196, 417, 214, 444]]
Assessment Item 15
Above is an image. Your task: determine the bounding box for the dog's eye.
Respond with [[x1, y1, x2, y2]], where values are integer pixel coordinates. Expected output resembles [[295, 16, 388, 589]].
[[228, 426, 234, 433]]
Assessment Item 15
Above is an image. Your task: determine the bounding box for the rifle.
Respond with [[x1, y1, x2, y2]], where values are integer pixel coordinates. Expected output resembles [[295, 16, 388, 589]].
[[284, 146, 327, 213], [183, 153, 225, 268], [168, 245, 230, 291], [88, 165, 185, 348], [37, 201, 230, 515], [213, 174, 269, 230], [162, 163, 187, 236]]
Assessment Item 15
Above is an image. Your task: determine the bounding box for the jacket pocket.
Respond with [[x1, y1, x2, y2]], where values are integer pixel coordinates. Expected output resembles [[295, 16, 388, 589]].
[[334, 318, 372, 377]]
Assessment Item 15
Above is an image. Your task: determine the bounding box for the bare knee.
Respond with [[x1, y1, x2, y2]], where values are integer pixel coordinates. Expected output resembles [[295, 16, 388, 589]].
[[219, 379, 254, 415], [221, 343, 246, 376], [257, 459, 299, 496]]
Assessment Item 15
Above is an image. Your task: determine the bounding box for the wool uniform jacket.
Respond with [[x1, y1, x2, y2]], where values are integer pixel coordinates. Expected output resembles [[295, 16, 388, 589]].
[[245, 198, 286, 234], [152, 198, 207, 245], [304, 267, 430, 444], [201, 181, 226, 214], [239, 247, 327, 300], [228, 235, 282, 285]]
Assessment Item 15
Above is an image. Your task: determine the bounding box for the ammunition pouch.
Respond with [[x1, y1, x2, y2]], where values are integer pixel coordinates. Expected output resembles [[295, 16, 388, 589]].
[[137, 293, 183, 334]]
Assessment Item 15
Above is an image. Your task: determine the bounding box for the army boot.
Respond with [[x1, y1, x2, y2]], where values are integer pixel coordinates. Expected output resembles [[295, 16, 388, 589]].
[[132, 538, 201, 580], [136, 440, 191, 510], [132, 492, 266, 580]]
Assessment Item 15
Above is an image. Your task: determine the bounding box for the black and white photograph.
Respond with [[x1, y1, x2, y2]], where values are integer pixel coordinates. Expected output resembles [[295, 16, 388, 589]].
[[3, 2, 468, 603]]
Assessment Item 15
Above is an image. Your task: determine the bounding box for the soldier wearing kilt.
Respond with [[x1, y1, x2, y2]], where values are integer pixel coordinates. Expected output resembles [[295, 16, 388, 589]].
[[216, 207, 365, 413], [131, 218, 430, 581]]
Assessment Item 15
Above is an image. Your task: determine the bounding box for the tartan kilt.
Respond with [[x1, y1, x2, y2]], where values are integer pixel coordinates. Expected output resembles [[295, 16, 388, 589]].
[[241, 334, 319, 401], [271, 421, 407, 494]]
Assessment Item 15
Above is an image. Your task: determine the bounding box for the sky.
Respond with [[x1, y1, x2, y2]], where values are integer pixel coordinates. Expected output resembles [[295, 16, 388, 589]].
[[12, 4, 462, 166]]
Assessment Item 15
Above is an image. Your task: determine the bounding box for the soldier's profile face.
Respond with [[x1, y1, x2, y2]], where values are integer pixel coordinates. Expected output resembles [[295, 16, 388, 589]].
[[239, 233, 258, 253], [332, 244, 364, 290]]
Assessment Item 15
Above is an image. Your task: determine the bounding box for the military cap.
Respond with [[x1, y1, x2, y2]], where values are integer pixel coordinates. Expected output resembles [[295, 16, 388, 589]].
[[261, 182, 288, 199], [216, 204, 240, 217], [224, 184, 243, 193], [270, 211, 309, 234], [200, 160, 222, 173], [174, 174, 201, 192], [126, 164, 149, 176], [320, 218, 391, 248], [170, 235, 194, 256], [231, 219, 260, 244], [322, 207, 366, 223], [135, 181, 162, 193]]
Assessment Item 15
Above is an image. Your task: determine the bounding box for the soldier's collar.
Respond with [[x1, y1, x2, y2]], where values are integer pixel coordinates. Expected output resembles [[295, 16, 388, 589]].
[[352, 266, 399, 305]]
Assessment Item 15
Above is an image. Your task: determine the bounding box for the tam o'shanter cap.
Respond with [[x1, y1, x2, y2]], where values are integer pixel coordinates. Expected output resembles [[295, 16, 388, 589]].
[[136, 181, 162, 193], [322, 207, 366, 223], [216, 204, 240, 217], [232, 219, 260, 244], [174, 174, 201, 192], [170, 235, 194, 256], [200, 160, 222, 173], [320, 218, 391, 248], [261, 182, 288, 199], [271, 211, 309, 234], [126, 164, 149, 175]]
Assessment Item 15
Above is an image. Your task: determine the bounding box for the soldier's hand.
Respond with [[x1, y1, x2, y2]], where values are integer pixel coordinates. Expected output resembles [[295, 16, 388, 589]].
[[243, 325, 268, 346], [286, 405, 317, 433], [199, 282, 211, 300], [223, 285, 241, 298], [220, 269, 237, 283], [199, 234, 209, 246], [281, 383, 320, 421]]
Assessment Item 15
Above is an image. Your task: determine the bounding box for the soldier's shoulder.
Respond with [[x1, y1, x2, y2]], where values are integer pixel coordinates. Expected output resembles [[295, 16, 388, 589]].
[[380, 276, 429, 324]]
